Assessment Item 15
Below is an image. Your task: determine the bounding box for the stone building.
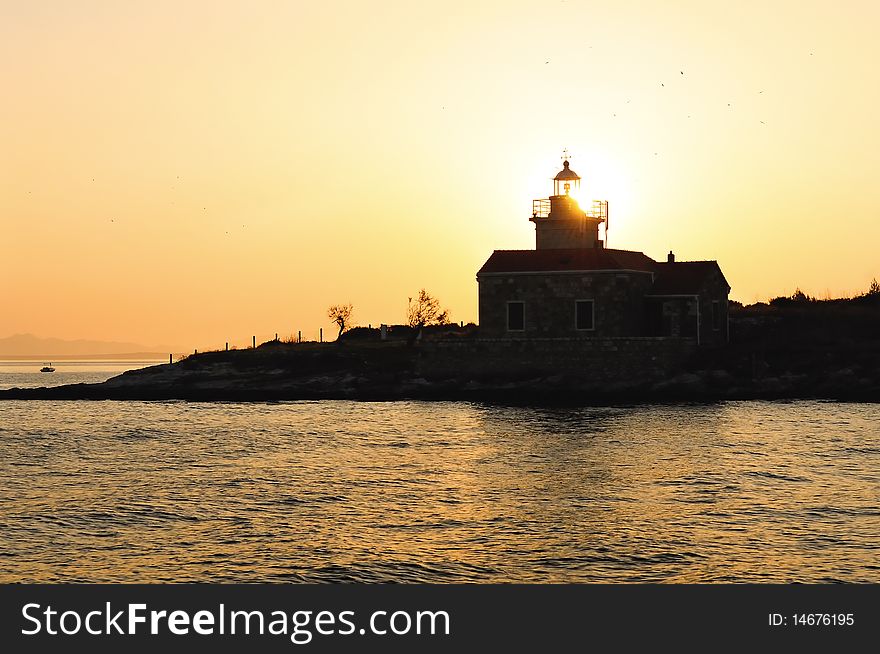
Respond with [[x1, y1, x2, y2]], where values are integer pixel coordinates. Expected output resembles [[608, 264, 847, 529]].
[[477, 157, 730, 346]]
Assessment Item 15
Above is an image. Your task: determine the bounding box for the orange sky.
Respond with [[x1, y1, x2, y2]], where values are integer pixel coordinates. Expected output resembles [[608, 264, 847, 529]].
[[2, 1, 879, 350]]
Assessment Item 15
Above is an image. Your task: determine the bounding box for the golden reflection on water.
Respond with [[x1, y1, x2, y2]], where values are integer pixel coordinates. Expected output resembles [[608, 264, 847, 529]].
[[0, 400, 877, 582]]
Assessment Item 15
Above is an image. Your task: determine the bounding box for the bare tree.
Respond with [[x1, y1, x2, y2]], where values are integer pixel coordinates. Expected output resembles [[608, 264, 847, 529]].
[[407, 289, 448, 342], [327, 303, 354, 340]]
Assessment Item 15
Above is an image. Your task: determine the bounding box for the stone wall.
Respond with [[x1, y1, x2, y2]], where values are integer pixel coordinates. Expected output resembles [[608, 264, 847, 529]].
[[478, 271, 655, 338], [532, 218, 602, 249], [644, 271, 730, 345], [698, 273, 730, 346], [646, 297, 700, 338], [418, 336, 697, 383]]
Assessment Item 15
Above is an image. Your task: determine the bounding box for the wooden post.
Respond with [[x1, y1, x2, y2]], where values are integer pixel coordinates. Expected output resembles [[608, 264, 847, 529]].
[[194, 349, 197, 355], [275, 332, 278, 341], [252, 335, 256, 348], [225, 342, 229, 351], [169, 354, 172, 364], [297, 330, 301, 343], [319, 328, 323, 343]]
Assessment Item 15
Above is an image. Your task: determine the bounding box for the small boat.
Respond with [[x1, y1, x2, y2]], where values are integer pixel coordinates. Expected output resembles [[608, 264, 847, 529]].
[[40, 363, 55, 373]]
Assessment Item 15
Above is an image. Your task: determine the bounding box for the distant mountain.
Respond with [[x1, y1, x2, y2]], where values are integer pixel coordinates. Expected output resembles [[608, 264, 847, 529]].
[[0, 333, 174, 357]]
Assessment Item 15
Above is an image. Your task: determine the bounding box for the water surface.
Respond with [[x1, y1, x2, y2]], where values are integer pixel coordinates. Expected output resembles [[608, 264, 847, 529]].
[[1, 397, 877, 582], [0, 359, 163, 390]]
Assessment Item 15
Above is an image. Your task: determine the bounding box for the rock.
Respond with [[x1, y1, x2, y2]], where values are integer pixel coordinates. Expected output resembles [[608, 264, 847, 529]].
[[651, 372, 705, 394], [707, 369, 733, 384]]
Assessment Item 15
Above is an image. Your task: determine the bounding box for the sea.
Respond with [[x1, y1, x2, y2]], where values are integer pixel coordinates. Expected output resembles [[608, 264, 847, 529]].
[[0, 360, 878, 583]]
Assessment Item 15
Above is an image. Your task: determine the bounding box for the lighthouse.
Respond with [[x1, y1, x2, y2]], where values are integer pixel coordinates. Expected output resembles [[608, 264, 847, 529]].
[[476, 152, 730, 344], [529, 155, 608, 250]]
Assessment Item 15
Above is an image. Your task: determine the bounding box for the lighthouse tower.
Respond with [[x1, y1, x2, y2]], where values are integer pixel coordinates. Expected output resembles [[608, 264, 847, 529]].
[[529, 155, 608, 250]]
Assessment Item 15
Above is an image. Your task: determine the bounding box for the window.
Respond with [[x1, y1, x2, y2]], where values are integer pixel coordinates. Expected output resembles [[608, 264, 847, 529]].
[[711, 300, 721, 331], [507, 301, 524, 331], [575, 300, 595, 331]]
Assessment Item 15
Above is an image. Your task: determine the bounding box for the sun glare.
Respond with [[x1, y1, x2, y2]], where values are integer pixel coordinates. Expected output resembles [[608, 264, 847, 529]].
[[522, 150, 633, 250]]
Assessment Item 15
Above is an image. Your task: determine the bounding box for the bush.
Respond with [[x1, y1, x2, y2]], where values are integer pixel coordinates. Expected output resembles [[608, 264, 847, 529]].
[[770, 287, 815, 306], [339, 326, 381, 342]]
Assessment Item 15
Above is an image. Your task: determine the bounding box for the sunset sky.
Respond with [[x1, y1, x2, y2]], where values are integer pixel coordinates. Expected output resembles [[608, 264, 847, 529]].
[[2, 1, 879, 350]]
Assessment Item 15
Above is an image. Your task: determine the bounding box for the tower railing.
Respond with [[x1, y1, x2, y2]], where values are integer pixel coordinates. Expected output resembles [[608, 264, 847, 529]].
[[531, 198, 607, 220], [532, 199, 551, 218], [587, 200, 608, 221]]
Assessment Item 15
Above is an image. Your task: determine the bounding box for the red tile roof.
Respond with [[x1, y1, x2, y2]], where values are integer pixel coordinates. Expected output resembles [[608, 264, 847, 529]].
[[477, 249, 730, 295], [476, 248, 657, 275], [650, 261, 729, 295]]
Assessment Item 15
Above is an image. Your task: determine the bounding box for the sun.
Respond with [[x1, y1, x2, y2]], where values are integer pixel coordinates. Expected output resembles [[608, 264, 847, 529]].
[[519, 150, 635, 247]]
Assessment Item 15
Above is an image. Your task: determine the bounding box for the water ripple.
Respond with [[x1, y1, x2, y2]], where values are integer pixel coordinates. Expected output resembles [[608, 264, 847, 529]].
[[0, 399, 878, 582]]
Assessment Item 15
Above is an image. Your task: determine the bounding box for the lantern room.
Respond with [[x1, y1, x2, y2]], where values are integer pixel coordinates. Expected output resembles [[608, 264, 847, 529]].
[[553, 159, 581, 197]]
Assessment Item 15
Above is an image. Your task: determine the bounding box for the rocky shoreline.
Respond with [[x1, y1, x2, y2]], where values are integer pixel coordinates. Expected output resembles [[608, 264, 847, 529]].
[[3, 298, 879, 404], [1, 342, 877, 404]]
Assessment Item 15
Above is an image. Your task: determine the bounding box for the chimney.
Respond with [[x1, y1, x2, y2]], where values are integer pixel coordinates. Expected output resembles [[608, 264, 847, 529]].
[[667, 250, 675, 263]]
